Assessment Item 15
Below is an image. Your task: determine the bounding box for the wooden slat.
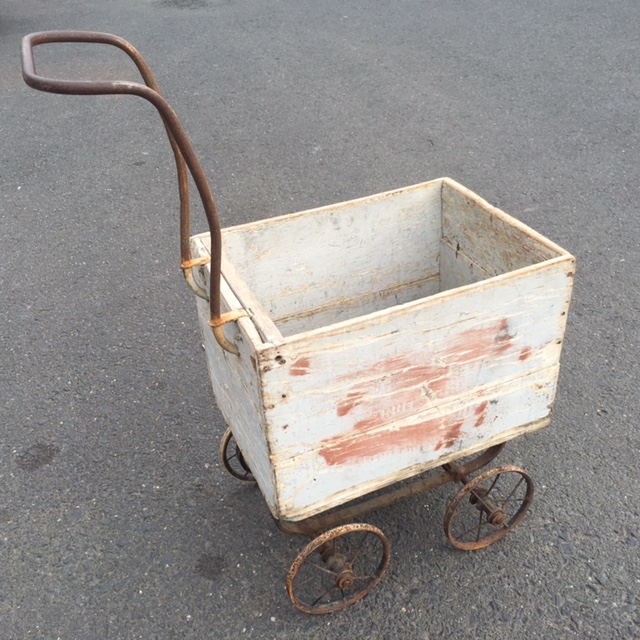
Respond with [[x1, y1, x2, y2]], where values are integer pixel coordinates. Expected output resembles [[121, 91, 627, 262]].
[[439, 239, 491, 291], [258, 255, 574, 520], [190, 233, 283, 345], [220, 179, 444, 336], [441, 178, 569, 277], [221, 252, 283, 345], [190, 236, 278, 513], [273, 274, 441, 336]]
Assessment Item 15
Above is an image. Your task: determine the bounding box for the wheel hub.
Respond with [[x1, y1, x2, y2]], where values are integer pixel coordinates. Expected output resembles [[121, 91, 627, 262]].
[[336, 568, 355, 590], [487, 509, 507, 526], [320, 547, 348, 573], [469, 487, 506, 526]]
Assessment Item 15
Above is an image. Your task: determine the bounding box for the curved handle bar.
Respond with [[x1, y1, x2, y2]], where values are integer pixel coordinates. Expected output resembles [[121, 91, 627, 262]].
[[21, 31, 242, 354]]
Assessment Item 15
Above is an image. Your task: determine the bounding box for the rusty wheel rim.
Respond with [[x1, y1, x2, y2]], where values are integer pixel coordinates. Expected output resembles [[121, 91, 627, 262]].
[[452, 443, 506, 477], [219, 428, 255, 483], [286, 523, 391, 614], [444, 465, 534, 551]]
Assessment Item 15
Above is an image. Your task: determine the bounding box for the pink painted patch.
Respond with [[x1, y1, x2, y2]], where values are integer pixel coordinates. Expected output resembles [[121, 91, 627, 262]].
[[321, 411, 463, 466], [435, 419, 464, 451], [448, 317, 515, 364], [337, 391, 366, 417], [290, 357, 311, 376], [519, 347, 533, 361], [319, 317, 516, 466], [474, 401, 489, 428]]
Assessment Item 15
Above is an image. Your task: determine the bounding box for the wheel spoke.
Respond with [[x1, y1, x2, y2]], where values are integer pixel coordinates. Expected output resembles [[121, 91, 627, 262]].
[[503, 476, 525, 504], [295, 573, 325, 590], [476, 509, 484, 542], [352, 574, 376, 581], [470, 491, 492, 513], [457, 518, 489, 541], [350, 532, 371, 565], [486, 471, 502, 495], [311, 586, 336, 607], [451, 498, 481, 521], [304, 562, 339, 578]]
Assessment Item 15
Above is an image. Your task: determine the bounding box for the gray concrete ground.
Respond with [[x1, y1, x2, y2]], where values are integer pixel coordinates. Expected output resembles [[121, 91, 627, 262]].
[[1, 1, 639, 638]]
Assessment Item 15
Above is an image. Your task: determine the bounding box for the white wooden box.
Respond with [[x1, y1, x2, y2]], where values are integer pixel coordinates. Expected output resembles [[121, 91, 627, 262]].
[[190, 177, 574, 522]]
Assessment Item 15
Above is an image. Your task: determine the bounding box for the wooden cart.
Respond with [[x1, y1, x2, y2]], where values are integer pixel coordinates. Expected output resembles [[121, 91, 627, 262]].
[[22, 31, 575, 614]]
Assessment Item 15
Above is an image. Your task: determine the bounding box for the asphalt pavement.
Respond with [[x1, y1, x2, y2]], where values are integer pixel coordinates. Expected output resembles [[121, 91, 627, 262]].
[[1, 1, 639, 638]]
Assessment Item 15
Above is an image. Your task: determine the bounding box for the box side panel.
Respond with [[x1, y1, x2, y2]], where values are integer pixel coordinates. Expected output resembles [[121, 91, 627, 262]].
[[439, 240, 491, 291], [191, 238, 278, 514], [221, 181, 443, 335], [193, 233, 283, 345], [275, 276, 442, 336], [260, 257, 574, 521], [442, 180, 565, 277], [221, 252, 283, 345]]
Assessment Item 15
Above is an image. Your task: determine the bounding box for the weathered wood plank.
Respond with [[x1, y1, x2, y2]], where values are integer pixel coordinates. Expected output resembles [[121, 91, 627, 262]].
[[221, 252, 283, 345], [439, 238, 491, 291], [221, 179, 443, 335], [190, 233, 283, 346], [272, 274, 441, 336], [442, 178, 566, 276], [287, 416, 553, 521], [259, 255, 574, 520], [273, 380, 556, 521], [191, 236, 278, 513]]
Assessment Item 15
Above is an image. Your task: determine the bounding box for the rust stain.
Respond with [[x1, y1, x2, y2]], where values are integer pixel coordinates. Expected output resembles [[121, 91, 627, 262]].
[[250, 356, 258, 373], [290, 357, 311, 376], [320, 317, 516, 466]]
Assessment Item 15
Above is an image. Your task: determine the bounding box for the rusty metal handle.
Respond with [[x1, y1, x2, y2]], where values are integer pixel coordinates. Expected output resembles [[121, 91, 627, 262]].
[[21, 31, 242, 355]]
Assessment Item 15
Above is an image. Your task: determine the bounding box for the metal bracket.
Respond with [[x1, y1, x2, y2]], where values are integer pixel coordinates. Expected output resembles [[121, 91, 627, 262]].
[[209, 309, 250, 355]]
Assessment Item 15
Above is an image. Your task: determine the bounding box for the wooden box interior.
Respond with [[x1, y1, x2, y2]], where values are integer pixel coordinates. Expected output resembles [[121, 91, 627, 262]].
[[220, 179, 562, 338]]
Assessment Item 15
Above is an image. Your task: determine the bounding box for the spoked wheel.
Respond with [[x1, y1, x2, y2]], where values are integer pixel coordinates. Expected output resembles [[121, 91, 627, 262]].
[[444, 465, 534, 551], [219, 428, 255, 483], [286, 523, 391, 614]]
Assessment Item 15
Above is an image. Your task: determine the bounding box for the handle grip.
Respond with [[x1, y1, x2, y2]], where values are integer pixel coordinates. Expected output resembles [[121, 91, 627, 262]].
[[21, 31, 241, 354]]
